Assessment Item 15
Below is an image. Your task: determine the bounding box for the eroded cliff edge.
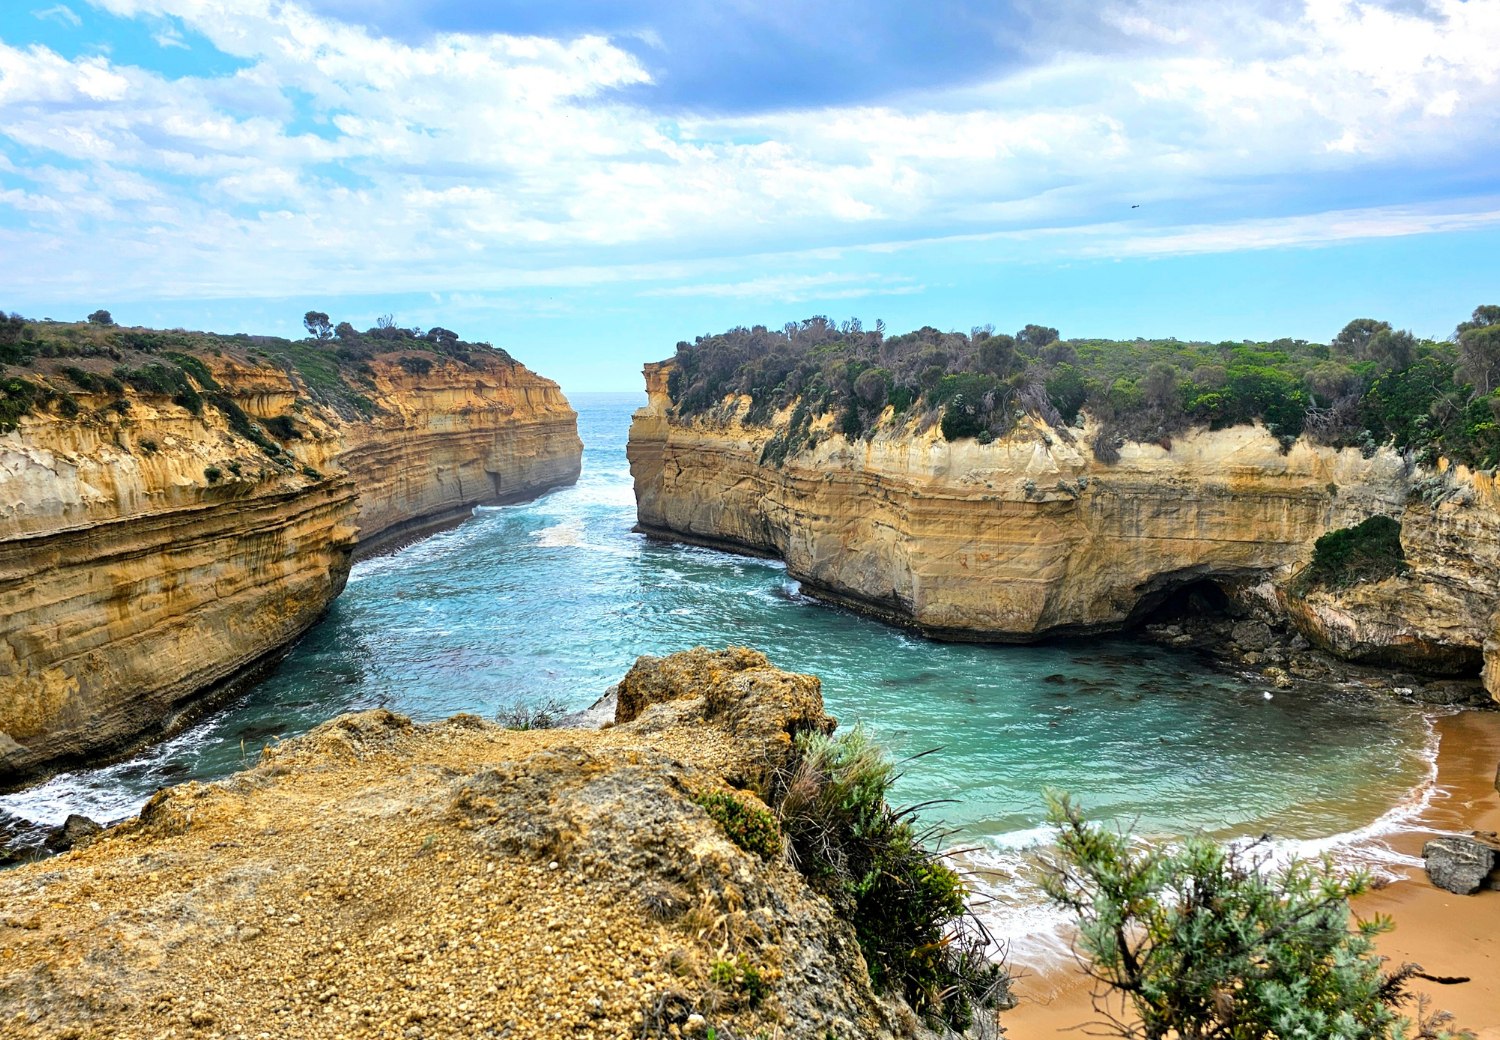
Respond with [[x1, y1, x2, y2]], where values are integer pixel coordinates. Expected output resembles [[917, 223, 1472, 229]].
[[0, 649, 997, 1040], [629, 360, 1500, 700], [1, 329, 581, 788]]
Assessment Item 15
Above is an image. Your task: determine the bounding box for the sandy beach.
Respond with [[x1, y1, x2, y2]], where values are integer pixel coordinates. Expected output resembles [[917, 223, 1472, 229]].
[[1004, 708, 1500, 1039]]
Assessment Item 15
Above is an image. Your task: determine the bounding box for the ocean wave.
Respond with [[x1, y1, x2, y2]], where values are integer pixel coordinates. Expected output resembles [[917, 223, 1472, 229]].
[[952, 721, 1442, 975]]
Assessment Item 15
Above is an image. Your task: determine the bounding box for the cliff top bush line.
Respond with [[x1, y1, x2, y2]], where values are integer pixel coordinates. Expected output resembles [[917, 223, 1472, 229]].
[[0, 309, 519, 426], [663, 306, 1500, 470]]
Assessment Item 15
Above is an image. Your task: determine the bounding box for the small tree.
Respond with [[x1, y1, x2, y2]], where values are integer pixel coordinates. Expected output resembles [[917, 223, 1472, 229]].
[[424, 326, 459, 349], [978, 334, 1019, 376], [1458, 325, 1500, 396], [1039, 792, 1469, 1040], [303, 311, 332, 340], [1017, 323, 1060, 350], [1454, 305, 1500, 339], [87, 309, 114, 326], [1332, 318, 1391, 360]]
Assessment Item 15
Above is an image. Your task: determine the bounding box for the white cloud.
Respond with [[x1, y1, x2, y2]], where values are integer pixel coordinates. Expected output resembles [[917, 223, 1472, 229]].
[[152, 25, 189, 49], [0, 0, 1496, 302], [643, 272, 924, 301], [32, 4, 82, 28]]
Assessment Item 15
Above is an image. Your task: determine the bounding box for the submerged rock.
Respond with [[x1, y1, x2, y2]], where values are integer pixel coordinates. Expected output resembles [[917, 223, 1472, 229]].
[[1423, 834, 1500, 894]]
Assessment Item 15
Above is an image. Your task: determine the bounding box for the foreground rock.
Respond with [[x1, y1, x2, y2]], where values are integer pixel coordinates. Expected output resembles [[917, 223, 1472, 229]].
[[1, 343, 580, 789], [1423, 833, 1500, 894], [0, 648, 983, 1040], [41, 813, 102, 853], [628, 361, 1500, 700]]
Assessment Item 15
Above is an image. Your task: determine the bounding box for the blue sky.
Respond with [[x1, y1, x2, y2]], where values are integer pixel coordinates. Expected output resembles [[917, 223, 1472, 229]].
[[1, 0, 1498, 391]]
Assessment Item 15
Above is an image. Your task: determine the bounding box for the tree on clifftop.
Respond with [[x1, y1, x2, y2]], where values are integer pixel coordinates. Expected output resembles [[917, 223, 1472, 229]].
[[303, 311, 333, 340], [1017, 323, 1060, 349], [86, 309, 114, 326]]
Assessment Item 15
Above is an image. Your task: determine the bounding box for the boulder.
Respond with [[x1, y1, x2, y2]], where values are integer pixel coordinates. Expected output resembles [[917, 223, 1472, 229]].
[[1230, 620, 1275, 651], [43, 813, 103, 853], [1423, 834, 1500, 894]]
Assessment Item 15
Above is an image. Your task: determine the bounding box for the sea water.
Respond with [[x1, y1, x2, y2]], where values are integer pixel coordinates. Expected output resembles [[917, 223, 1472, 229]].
[[0, 392, 1438, 963]]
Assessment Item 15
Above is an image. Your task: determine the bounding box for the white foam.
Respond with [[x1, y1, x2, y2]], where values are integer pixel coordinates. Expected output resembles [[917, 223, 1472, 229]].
[[1253, 715, 1442, 880], [532, 519, 586, 548], [950, 720, 1444, 976]]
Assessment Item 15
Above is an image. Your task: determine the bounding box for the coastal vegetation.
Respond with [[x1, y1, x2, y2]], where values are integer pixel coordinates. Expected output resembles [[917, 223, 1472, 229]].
[[1296, 516, 1410, 592], [662, 306, 1500, 469], [769, 726, 1009, 1031], [1041, 793, 1471, 1040], [0, 308, 515, 427]]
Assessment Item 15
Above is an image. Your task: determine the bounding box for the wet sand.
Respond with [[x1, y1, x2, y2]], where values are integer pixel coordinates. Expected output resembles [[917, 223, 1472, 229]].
[[1004, 709, 1500, 1039]]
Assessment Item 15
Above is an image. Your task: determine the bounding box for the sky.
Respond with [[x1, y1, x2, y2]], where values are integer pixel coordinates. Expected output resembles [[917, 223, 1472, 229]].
[[0, 1, 1497, 392]]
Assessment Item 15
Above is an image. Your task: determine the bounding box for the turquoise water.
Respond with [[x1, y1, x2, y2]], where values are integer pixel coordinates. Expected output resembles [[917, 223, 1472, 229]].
[[1, 392, 1437, 952]]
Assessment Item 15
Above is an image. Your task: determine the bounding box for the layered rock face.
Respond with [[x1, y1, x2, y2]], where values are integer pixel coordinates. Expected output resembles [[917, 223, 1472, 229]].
[[1, 353, 580, 788], [629, 361, 1500, 698], [0, 650, 955, 1040], [338, 352, 582, 554]]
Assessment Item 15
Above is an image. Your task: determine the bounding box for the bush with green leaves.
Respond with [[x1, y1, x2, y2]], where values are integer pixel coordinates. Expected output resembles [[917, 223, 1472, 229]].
[[0, 377, 39, 431], [708, 954, 769, 1008], [693, 789, 782, 859], [1297, 515, 1408, 592], [770, 726, 1009, 1031], [1039, 792, 1469, 1040]]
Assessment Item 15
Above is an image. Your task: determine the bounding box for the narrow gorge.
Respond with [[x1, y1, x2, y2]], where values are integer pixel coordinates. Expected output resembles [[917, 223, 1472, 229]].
[[0, 324, 581, 789], [628, 359, 1500, 701]]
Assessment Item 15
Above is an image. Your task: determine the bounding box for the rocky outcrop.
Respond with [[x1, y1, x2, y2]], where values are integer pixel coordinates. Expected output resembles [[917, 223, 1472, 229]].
[[629, 361, 1500, 699], [1424, 833, 1500, 894], [1, 350, 580, 789], [0, 650, 971, 1040]]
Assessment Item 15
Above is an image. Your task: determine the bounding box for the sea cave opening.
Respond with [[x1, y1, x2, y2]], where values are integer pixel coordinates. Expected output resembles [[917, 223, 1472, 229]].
[[1125, 576, 1241, 630]]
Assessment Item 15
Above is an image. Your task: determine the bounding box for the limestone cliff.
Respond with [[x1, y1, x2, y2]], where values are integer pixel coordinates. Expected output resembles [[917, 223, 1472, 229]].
[[1, 343, 580, 788], [0, 649, 986, 1040], [629, 361, 1500, 699]]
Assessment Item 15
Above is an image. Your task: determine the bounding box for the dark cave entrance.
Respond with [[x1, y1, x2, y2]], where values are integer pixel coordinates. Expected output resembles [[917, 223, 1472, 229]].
[[1125, 575, 1242, 630]]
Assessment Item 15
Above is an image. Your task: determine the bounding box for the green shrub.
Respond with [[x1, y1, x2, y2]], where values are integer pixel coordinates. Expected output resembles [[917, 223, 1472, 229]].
[[1040, 792, 1469, 1040], [0, 377, 39, 431], [708, 954, 769, 1008], [204, 465, 223, 484], [114, 362, 203, 415], [770, 726, 1009, 1030], [163, 351, 220, 390], [692, 789, 782, 859], [1299, 515, 1407, 591], [263, 414, 300, 440]]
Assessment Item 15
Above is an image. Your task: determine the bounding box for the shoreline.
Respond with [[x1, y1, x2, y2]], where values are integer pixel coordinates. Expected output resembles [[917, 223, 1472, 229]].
[[1002, 708, 1500, 1038]]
